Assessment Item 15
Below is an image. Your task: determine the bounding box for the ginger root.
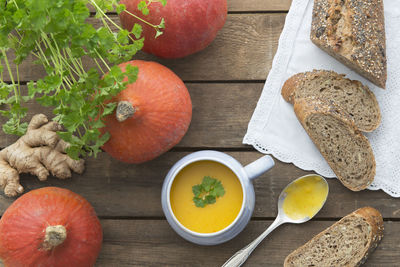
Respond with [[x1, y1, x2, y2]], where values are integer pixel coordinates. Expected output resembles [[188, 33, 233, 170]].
[[0, 114, 85, 197]]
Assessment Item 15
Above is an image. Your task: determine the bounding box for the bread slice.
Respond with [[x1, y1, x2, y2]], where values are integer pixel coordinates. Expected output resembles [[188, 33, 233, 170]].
[[284, 207, 384, 267], [311, 0, 387, 88], [294, 98, 375, 191], [282, 70, 381, 132]]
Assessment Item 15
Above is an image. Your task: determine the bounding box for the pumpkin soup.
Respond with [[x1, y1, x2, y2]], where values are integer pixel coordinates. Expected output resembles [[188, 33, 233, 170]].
[[170, 160, 243, 233], [282, 175, 328, 220]]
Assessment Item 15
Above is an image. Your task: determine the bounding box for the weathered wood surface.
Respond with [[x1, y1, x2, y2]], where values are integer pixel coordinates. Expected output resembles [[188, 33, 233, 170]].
[[97, 219, 399, 266], [90, 0, 292, 13], [229, 0, 292, 12], [2, 14, 285, 82], [0, 83, 263, 148], [0, 152, 398, 219], [97, 0, 293, 12], [1, 1, 399, 266]]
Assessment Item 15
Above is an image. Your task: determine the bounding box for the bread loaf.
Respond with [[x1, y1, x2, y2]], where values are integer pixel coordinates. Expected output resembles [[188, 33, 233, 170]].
[[282, 70, 381, 132], [311, 0, 387, 88], [294, 98, 375, 191], [284, 207, 384, 267]]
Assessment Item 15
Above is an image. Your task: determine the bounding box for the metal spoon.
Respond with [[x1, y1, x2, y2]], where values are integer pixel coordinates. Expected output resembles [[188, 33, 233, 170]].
[[221, 174, 329, 267]]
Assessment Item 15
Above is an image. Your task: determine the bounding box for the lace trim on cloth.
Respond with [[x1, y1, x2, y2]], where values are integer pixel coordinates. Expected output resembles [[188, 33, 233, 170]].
[[244, 0, 400, 197]]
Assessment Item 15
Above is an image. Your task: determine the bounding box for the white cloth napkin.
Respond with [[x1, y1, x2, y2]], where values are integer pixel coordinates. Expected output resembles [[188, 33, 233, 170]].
[[243, 0, 400, 197]]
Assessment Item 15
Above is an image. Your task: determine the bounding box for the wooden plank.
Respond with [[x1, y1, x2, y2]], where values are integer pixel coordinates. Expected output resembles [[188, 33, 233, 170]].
[[0, 83, 262, 148], [229, 0, 292, 12], [1, 14, 285, 82], [97, 219, 400, 266], [93, 0, 292, 12], [0, 152, 398, 219]]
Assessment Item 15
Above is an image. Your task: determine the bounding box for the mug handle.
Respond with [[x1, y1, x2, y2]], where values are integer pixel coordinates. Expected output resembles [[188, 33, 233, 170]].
[[244, 155, 275, 180]]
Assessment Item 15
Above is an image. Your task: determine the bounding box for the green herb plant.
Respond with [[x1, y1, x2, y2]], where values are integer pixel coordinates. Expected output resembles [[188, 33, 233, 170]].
[[0, 0, 166, 159], [192, 176, 226, 208]]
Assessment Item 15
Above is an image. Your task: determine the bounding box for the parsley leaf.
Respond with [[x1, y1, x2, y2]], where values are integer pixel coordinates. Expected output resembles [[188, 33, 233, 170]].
[[192, 184, 203, 197], [193, 197, 205, 208], [202, 176, 215, 192], [205, 195, 216, 205], [192, 176, 225, 208]]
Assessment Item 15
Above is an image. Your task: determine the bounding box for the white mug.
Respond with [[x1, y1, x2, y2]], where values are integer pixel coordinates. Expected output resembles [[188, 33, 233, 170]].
[[161, 150, 275, 245]]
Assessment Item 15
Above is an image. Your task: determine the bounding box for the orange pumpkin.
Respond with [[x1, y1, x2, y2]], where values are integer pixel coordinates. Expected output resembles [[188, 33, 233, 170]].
[[0, 187, 102, 267], [101, 60, 192, 163], [119, 0, 227, 58]]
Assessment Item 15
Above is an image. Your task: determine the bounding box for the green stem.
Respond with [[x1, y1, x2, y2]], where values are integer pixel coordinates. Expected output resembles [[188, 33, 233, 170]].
[[99, 16, 118, 42], [93, 58, 105, 75], [65, 48, 85, 76], [65, 50, 82, 77], [89, 0, 125, 30], [10, 0, 19, 9], [1, 49, 19, 104], [41, 33, 81, 85], [35, 40, 51, 66], [63, 76, 73, 87], [41, 33, 62, 70], [59, 50, 81, 77], [16, 64, 20, 98], [122, 8, 160, 29], [89, 0, 136, 43], [0, 58, 3, 82], [89, 0, 161, 38], [74, 57, 85, 75], [50, 33, 79, 75], [94, 49, 111, 71]]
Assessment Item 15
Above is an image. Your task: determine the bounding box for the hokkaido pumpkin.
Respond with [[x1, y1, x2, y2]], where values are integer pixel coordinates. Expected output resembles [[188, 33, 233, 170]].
[[119, 0, 228, 58], [101, 60, 192, 163], [0, 187, 102, 267]]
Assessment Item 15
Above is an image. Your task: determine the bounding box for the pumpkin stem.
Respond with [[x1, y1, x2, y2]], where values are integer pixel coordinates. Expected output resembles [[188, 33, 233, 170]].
[[116, 101, 136, 122], [42, 225, 67, 250]]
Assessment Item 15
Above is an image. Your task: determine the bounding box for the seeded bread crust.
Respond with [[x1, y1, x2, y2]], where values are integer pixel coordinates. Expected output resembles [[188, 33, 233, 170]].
[[284, 207, 384, 267], [281, 72, 305, 104], [355, 207, 385, 266], [294, 98, 376, 191], [311, 0, 387, 88], [281, 70, 381, 132]]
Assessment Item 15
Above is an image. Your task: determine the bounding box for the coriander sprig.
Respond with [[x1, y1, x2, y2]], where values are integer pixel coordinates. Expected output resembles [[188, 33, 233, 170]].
[[0, 0, 166, 159], [192, 176, 226, 208]]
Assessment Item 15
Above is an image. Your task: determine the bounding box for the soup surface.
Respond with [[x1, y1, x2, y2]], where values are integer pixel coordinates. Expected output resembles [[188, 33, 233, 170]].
[[170, 160, 243, 233], [282, 175, 328, 220]]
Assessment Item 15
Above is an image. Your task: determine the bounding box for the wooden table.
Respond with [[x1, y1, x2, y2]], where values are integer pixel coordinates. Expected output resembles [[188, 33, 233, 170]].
[[1, 0, 399, 266]]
